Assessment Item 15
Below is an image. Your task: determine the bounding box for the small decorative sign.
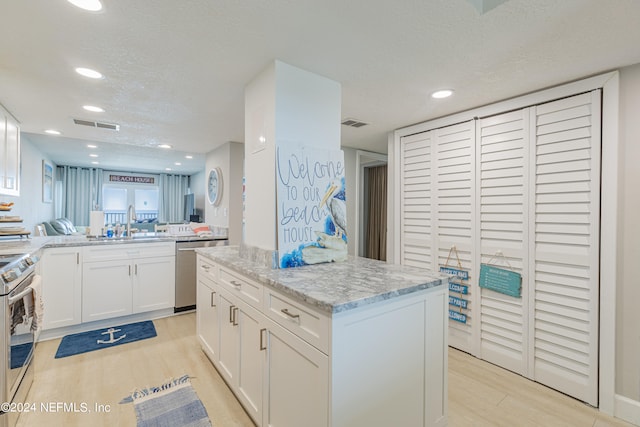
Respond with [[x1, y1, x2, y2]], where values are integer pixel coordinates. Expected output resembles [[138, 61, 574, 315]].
[[449, 310, 467, 324], [449, 296, 468, 309], [439, 266, 469, 281], [109, 174, 155, 184], [479, 264, 522, 298], [448, 282, 468, 295]]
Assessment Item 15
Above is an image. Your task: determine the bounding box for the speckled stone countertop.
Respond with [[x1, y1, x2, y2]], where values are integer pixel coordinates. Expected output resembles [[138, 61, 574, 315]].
[[196, 246, 446, 314], [0, 233, 228, 255]]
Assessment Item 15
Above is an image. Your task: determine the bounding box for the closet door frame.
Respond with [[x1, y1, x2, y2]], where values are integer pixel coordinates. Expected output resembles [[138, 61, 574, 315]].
[[390, 71, 619, 415]]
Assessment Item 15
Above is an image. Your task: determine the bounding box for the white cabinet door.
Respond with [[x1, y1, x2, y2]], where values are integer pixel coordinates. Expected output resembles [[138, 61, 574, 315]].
[[235, 300, 263, 426], [217, 291, 239, 385], [197, 277, 219, 361], [132, 256, 175, 313], [0, 106, 20, 196], [41, 247, 82, 329], [82, 259, 132, 322], [264, 318, 328, 427]]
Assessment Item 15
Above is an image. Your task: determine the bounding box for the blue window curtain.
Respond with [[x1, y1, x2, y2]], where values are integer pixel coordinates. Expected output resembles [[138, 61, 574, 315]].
[[158, 174, 189, 223], [56, 166, 103, 225]]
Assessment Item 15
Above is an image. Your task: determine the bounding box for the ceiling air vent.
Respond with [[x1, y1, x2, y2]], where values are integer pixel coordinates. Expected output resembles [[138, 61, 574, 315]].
[[73, 118, 120, 131], [341, 118, 368, 128]]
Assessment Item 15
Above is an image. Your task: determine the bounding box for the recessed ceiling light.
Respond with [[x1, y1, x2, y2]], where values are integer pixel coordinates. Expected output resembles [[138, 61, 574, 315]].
[[165, 168, 172, 171], [91, 161, 99, 165], [87, 144, 97, 148], [67, 0, 102, 12], [158, 144, 172, 149], [175, 162, 182, 166], [75, 67, 103, 79], [431, 89, 454, 99], [45, 129, 61, 135], [185, 155, 193, 159], [89, 154, 98, 158], [83, 105, 104, 113]]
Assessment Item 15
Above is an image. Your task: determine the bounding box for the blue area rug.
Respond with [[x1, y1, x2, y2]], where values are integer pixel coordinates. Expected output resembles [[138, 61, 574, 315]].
[[55, 320, 157, 359], [11, 342, 33, 369], [120, 374, 212, 427]]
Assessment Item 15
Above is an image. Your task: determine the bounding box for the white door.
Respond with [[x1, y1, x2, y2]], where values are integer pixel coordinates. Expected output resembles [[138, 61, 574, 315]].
[[197, 277, 219, 360], [41, 248, 82, 329], [236, 301, 264, 425], [477, 109, 530, 376], [433, 121, 476, 353], [217, 291, 239, 385], [529, 91, 600, 405], [132, 255, 175, 313], [397, 91, 601, 405]]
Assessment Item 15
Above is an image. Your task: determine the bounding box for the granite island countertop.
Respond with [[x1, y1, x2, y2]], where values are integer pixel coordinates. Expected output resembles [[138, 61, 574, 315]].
[[196, 245, 447, 314]]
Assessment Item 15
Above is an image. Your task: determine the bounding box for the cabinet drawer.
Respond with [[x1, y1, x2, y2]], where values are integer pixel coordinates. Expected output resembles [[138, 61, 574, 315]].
[[219, 266, 262, 308], [83, 242, 175, 262], [265, 289, 329, 354], [197, 256, 218, 282]]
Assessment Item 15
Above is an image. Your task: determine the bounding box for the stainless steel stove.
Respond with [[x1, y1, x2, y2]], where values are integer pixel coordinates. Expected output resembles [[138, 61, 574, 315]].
[[0, 253, 39, 427]]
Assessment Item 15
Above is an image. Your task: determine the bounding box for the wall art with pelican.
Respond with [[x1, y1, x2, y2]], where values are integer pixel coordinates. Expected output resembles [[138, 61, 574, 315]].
[[276, 145, 347, 268]]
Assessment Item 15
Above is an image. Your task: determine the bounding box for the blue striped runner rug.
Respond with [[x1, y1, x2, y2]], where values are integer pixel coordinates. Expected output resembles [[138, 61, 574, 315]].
[[120, 375, 212, 427]]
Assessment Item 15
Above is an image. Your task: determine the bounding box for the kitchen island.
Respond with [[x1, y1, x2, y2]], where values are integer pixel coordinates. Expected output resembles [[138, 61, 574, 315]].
[[196, 245, 448, 427]]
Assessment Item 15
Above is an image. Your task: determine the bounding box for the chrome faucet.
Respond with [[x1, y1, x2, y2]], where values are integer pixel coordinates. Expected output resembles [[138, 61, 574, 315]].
[[126, 204, 137, 237]]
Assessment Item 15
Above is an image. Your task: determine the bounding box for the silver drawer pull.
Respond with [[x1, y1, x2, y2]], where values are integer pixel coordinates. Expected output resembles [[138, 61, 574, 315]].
[[230, 280, 242, 288], [281, 308, 300, 319], [201, 265, 210, 271]]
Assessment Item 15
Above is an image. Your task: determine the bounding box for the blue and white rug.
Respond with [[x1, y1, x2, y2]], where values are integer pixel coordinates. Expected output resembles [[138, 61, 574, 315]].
[[120, 375, 212, 427], [54, 320, 157, 359]]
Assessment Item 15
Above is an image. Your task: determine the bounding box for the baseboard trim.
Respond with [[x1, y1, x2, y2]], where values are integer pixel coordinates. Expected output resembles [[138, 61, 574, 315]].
[[615, 394, 640, 426]]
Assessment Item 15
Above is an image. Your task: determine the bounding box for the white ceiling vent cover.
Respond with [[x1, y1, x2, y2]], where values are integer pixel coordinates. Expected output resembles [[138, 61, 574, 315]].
[[341, 118, 369, 128], [73, 118, 120, 131]]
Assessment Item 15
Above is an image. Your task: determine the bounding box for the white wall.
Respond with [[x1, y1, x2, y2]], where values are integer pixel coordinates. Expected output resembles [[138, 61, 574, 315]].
[[244, 61, 341, 250], [343, 147, 358, 256], [204, 142, 244, 245], [0, 134, 55, 233], [616, 63, 640, 403]]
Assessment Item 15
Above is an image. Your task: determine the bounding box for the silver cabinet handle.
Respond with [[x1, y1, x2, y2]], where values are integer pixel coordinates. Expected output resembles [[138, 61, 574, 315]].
[[229, 305, 235, 323], [210, 291, 216, 307], [259, 328, 267, 351], [232, 307, 239, 326], [230, 280, 242, 288], [128, 265, 131, 276], [201, 264, 210, 271], [281, 308, 300, 319]]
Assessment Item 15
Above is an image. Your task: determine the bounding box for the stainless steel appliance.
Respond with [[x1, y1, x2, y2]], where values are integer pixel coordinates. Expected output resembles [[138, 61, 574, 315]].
[[0, 253, 39, 427], [175, 238, 227, 312]]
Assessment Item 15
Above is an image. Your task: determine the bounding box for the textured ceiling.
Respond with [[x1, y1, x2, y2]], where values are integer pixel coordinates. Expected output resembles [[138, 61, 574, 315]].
[[1, 0, 640, 174]]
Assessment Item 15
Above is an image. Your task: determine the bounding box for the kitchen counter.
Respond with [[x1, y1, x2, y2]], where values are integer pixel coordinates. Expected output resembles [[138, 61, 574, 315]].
[[196, 245, 446, 314], [0, 233, 228, 255]]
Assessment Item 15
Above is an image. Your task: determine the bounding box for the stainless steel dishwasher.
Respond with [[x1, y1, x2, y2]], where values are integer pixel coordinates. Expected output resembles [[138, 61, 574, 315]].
[[175, 238, 228, 312]]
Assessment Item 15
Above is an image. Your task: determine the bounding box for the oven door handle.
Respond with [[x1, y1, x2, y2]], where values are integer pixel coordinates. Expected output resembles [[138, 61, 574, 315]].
[[9, 287, 33, 305]]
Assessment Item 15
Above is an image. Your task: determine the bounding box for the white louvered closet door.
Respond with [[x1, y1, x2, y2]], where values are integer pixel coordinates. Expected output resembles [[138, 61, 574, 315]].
[[477, 110, 530, 376], [529, 91, 601, 406], [434, 121, 476, 353], [399, 132, 434, 270]]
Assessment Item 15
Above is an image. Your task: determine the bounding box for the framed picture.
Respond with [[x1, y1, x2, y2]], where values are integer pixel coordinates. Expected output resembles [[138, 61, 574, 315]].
[[42, 160, 53, 203]]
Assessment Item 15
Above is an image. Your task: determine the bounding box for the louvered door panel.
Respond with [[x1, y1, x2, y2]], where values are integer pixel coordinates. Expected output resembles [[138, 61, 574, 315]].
[[531, 91, 600, 406], [400, 133, 434, 270], [478, 110, 529, 375], [434, 121, 475, 353]]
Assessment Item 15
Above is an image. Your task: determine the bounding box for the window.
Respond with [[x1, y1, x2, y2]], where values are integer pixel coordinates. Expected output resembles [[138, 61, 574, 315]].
[[103, 185, 159, 224]]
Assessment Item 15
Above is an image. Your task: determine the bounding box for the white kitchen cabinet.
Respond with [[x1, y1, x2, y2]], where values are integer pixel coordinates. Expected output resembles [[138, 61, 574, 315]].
[[216, 290, 239, 384], [82, 259, 132, 322], [132, 255, 175, 313], [263, 317, 328, 427], [197, 276, 219, 360], [82, 242, 175, 323], [41, 247, 82, 329], [0, 104, 20, 196]]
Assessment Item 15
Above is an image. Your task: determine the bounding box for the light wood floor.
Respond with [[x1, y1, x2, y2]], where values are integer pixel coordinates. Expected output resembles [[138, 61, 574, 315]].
[[17, 313, 635, 427]]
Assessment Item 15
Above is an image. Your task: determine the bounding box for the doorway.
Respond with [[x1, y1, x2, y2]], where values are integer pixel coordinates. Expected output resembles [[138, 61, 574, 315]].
[[356, 150, 388, 261]]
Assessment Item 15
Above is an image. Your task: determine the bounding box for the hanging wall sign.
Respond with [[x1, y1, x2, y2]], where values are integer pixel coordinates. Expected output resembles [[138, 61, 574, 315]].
[[448, 282, 468, 295], [439, 266, 469, 281], [449, 310, 467, 324], [276, 146, 347, 268], [479, 264, 522, 297], [449, 296, 468, 309]]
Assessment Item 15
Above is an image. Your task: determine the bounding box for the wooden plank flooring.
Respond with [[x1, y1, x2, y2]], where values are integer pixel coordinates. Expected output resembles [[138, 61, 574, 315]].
[[16, 313, 635, 426]]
